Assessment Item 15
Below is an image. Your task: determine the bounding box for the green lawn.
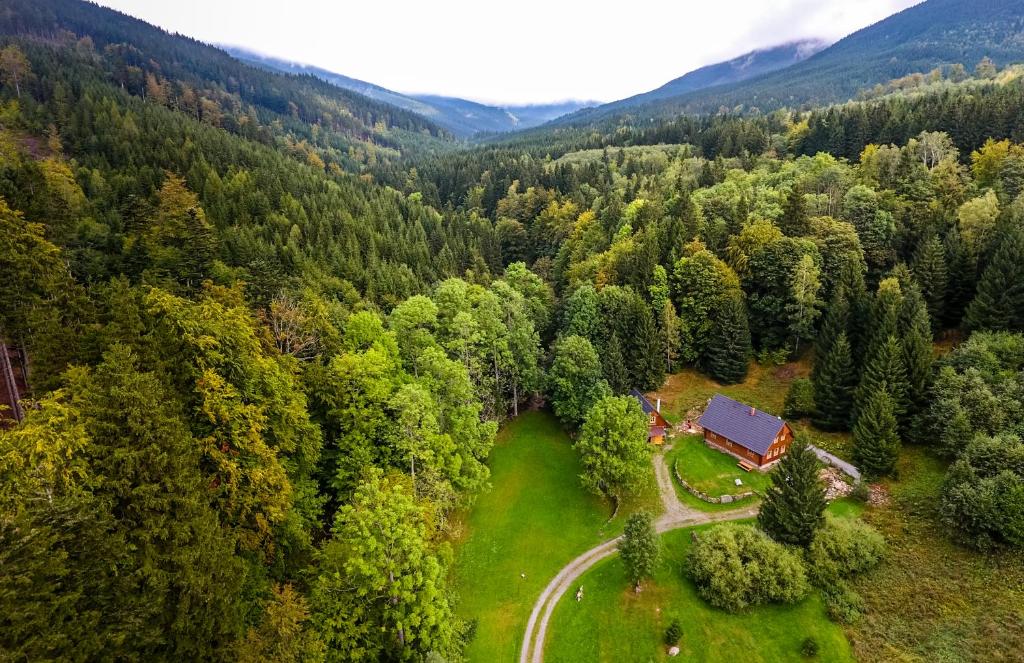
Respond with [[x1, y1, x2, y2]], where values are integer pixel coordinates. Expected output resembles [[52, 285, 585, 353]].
[[450, 410, 659, 662], [545, 523, 854, 663], [665, 434, 773, 497]]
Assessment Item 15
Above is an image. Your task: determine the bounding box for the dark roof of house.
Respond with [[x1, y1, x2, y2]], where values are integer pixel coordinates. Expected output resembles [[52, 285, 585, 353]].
[[649, 426, 666, 438], [629, 388, 659, 416], [697, 394, 787, 456]]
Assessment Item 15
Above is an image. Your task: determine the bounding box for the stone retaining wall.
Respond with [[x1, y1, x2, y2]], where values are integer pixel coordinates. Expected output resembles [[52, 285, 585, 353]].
[[673, 459, 758, 504]]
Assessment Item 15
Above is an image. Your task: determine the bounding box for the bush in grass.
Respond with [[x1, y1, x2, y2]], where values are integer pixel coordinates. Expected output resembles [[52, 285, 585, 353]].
[[807, 516, 886, 586], [801, 636, 819, 658], [941, 433, 1024, 550], [687, 524, 809, 613], [664, 619, 682, 646], [822, 580, 866, 624], [849, 480, 871, 503], [784, 378, 816, 418]]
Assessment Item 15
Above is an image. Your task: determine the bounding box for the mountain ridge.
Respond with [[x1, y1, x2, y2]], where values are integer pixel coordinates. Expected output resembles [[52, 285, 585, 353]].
[[225, 46, 597, 137], [553, 0, 1024, 127]]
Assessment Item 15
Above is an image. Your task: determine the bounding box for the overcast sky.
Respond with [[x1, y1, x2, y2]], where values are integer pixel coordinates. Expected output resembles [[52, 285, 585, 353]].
[[93, 0, 922, 105]]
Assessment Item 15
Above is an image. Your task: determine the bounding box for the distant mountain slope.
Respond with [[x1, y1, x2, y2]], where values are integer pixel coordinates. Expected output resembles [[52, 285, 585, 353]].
[[564, 0, 1024, 125], [0, 0, 451, 162], [599, 39, 828, 113], [226, 47, 595, 137]]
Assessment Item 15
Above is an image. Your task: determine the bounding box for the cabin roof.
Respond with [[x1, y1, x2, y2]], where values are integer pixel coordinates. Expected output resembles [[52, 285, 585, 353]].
[[629, 388, 660, 416], [697, 394, 786, 456]]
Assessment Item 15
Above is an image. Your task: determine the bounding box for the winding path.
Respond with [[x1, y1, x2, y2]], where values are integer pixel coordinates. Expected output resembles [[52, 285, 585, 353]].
[[518, 447, 760, 663]]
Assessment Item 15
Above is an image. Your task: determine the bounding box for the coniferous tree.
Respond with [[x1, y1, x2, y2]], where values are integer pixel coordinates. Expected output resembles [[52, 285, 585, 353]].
[[703, 294, 751, 384], [854, 335, 909, 425], [659, 300, 682, 374], [911, 234, 948, 326], [632, 303, 666, 390], [603, 332, 630, 395], [780, 187, 810, 237], [865, 278, 903, 359], [757, 438, 827, 548], [812, 332, 857, 431], [853, 389, 901, 479], [964, 228, 1024, 332], [900, 286, 934, 422], [943, 226, 976, 328]]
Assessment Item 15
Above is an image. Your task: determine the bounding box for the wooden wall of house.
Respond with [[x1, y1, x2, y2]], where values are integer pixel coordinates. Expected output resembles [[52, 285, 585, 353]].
[[703, 430, 764, 465]]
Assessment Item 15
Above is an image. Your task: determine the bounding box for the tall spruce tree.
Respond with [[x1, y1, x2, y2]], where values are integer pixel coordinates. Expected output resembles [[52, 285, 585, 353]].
[[812, 332, 857, 431], [964, 228, 1024, 332], [900, 286, 934, 422], [780, 187, 810, 237], [911, 234, 948, 326], [603, 332, 630, 395], [703, 294, 751, 384], [943, 226, 976, 328], [854, 335, 909, 425], [757, 438, 827, 547], [632, 302, 666, 390], [853, 389, 901, 479]]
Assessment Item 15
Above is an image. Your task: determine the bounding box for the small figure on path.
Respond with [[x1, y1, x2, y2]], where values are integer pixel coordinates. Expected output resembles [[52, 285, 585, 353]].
[[575, 586, 584, 602]]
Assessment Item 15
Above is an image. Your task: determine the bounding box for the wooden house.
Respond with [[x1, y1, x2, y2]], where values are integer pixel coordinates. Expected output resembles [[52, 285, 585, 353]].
[[630, 389, 669, 445], [697, 394, 792, 469]]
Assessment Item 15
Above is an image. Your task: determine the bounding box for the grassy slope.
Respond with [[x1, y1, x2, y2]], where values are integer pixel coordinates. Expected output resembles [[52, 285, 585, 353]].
[[545, 521, 855, 663], [450, 410, 659, 662], [848, 448, 1024, 662], [666, 433, 774, 496]]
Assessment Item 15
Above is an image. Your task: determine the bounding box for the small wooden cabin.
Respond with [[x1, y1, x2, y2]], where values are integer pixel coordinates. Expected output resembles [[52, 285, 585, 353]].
[[630, 389, 669, 445], [697, 394, 792, 468]]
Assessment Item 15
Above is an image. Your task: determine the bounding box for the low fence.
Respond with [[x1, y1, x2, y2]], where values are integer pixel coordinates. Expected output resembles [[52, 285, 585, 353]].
[[673, 459, 759, 504]]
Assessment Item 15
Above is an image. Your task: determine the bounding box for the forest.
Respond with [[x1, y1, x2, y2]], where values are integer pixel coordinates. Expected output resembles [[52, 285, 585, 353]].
[[1, 1, 1024, 661]]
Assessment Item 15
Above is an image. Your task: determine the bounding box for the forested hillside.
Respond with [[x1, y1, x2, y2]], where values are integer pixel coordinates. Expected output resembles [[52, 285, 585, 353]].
[[228, 47, 594, 138], [2, 0, 1024, 661], [559, 0, 1024, 124], [581, 39, 827, 117]]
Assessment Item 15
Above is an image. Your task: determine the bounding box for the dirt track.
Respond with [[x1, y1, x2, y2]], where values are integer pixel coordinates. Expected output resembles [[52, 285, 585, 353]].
[[518, 447, 759, 663]]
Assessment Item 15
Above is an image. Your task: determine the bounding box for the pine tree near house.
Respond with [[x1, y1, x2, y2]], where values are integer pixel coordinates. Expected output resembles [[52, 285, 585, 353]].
[[757, 438, 827, 548], [852, 389, 901, 479], [703, 294, 751, 384], [964, 228, 1024, 332], [812, 332, 856, 431], [632, 302, 666, 391], [603, 332, 629, 395]]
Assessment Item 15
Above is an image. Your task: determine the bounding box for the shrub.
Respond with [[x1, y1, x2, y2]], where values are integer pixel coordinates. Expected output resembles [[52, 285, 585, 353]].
[[801, 636, 819, 658], [807, 516, 886, 585], [822, 580, 865, 624], [687, 524, 809, 612], [849, 481, 871, 503], [784, 378, 816, 418], [664, 619, 682, 646], [941, 433, 1024, 550], [757, 348, 790, 366]]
